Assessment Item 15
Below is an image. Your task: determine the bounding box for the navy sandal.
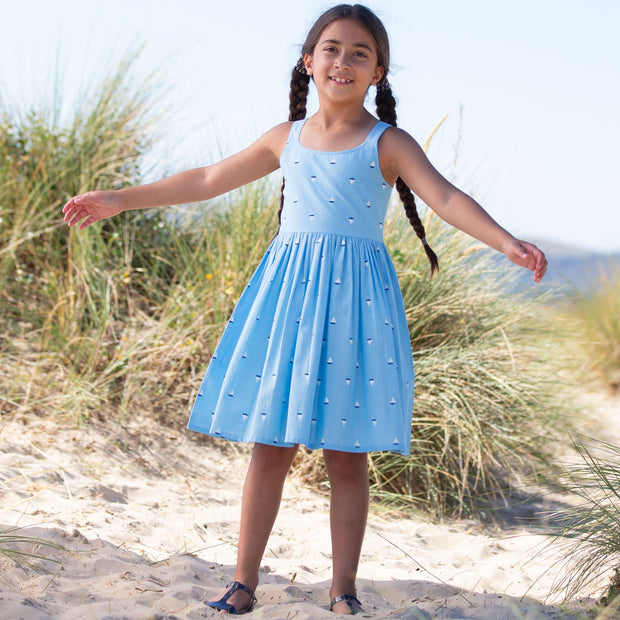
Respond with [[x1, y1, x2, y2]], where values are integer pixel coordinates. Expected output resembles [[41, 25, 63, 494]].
[[330, 593, 363, 615], [206, 581, 257, 615]]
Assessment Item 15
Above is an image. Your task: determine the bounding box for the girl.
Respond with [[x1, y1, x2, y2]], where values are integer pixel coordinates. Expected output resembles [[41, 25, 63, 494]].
[[63, 4, 547, 615]]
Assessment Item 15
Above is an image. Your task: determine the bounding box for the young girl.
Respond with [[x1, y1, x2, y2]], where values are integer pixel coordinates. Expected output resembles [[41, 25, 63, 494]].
[[63, 4, 546, 615]]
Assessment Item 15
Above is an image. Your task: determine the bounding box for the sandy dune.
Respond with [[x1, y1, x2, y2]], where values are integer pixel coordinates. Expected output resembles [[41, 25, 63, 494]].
[[2, 394, 617, 619]]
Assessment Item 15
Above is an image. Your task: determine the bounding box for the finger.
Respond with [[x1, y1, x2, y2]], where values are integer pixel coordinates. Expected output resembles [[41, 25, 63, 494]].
[[62, 197, 82, 217], [64, 203, 87, 223], [62, 199, 74, 214], [63, 207, 78, 222], [524, 244, 544, 270], [79, 216, 96, 229], [518, 242, 530, 260], [518, 249, 535, 270], [63, 195, 88, 213], [69, 210, 87, 227], [534, 259, 547, 282], [533, 251, 546, 272], [67, 210, 79, 226]]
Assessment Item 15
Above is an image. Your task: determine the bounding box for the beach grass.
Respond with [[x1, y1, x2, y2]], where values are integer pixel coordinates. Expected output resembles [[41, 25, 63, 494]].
[[544, 437, 620, 615], [559, 265, 620, 392], [0, 527, 65, 572], [295, 209, 566, 517], [2, 58, 571, 520]]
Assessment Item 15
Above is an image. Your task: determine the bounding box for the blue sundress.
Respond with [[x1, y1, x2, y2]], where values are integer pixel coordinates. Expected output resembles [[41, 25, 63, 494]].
[[187, 119, 414, 454]]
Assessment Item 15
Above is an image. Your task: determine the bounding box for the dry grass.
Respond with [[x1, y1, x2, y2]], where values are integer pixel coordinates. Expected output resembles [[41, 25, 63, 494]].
[[293, 209, 567, 516], [1, 58, 571, 519], [543, 437, 620, 616], [560, 265, 620, 391]]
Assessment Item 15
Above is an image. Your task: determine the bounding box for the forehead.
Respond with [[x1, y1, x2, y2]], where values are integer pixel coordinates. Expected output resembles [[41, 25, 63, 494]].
[[317, 18, 377, 50]]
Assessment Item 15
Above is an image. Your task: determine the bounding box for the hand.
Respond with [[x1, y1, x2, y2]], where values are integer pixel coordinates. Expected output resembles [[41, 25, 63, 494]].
[[62, 191, 123, 229], [502, 238, 547, 283]]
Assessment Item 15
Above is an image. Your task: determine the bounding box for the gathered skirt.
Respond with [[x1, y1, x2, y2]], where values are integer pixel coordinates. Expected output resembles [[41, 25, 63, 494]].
[[187, 230, 414, 454]]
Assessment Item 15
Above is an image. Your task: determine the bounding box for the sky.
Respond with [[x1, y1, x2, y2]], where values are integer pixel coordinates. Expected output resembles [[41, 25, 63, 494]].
[[1, 0, 619, 253]]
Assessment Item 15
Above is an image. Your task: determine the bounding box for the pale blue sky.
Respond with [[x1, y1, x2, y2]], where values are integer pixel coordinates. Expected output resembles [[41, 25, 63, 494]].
[[1, 0, 618, 252]]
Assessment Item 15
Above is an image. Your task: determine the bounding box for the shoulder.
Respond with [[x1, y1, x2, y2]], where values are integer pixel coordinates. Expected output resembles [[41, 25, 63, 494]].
[[258, 122, 295, 157], [264, 121, 295, 139], [378, 126, 422, 154], [217, 122, 294, 176], [378, 127, 425, 185]]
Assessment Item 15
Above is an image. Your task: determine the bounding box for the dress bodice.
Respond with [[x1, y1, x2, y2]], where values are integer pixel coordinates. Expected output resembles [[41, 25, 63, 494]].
[[279, 119, 392, 243]]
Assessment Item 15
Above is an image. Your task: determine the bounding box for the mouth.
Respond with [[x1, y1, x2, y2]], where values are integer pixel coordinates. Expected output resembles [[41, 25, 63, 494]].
[[329, 76, 353, 85]]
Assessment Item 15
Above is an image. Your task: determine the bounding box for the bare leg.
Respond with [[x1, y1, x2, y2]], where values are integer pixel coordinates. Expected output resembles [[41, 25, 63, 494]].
[[323, 449, 369, 615], [210, 442, 298, 612]]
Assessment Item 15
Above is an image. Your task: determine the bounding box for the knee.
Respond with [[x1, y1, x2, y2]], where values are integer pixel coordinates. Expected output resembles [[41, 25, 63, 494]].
[[324, 450, 368, 484], [250, 443, 298, 475]]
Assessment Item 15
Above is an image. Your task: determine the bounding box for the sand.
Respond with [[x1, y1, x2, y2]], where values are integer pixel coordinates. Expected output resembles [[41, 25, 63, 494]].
[[1, 392, 618, 619]]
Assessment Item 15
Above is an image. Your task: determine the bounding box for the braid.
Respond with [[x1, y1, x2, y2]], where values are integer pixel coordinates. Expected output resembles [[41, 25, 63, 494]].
[[376, 81, 439, 275], [278, 60, 310, 227], [288, 59, 310, 122]]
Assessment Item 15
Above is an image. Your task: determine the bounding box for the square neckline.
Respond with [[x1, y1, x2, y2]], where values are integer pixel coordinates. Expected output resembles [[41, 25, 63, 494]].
[[296, 118, 386, 155]]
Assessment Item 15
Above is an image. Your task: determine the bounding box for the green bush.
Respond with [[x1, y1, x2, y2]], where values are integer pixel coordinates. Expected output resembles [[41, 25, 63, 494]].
[[295, 210, 565, 517], [1, 58, 568, 518], [546, 438, 620, 614], [560, 266, 620, 391]]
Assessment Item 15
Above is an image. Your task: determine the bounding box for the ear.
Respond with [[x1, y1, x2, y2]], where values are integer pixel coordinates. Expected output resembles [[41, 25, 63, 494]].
[[371, 65, 385, 86], [303, 53, 313, 76]]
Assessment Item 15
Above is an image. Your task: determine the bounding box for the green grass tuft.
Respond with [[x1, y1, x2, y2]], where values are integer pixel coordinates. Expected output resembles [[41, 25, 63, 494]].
[[1, 56, 571, 519], [295, 209, 566, 517], [559, 266, 620, 392], [545, 437, 620, 612]]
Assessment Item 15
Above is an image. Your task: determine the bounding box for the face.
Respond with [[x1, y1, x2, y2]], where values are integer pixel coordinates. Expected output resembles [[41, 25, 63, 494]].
[[304, 18, 384, 101]]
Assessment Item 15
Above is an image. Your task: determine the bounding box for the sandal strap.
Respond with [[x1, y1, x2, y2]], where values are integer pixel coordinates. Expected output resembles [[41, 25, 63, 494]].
[[226, 581, 257, 602], [330, 593, 362, 613], [206, 581, 257, 614]]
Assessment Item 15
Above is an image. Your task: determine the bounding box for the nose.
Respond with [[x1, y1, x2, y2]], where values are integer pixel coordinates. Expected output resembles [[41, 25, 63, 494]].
[[334, 52, 352, 69]]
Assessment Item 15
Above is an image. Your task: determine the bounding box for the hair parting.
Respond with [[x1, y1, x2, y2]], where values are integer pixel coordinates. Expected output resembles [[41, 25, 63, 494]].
[[279, 3, 438, 275]]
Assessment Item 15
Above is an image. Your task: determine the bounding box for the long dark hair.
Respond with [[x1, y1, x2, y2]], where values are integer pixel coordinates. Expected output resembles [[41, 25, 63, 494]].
[[279, 4, 438, 274]]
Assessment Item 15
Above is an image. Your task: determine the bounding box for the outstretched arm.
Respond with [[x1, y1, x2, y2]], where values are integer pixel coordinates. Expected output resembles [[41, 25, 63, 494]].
[[63, 122, 291, 229], [381, 128, 547, 282]]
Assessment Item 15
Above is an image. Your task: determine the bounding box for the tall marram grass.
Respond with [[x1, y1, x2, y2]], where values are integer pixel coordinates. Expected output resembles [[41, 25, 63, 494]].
[[295, 209, 563, 516], [382, 212, 560, 515], [559, 266, 620, 391], [0, 56, 278, 422], [1, 58, 568, 517], [0, 527, 65, 571], [1, 55, 160, 418], [546, 437, 620, 614]]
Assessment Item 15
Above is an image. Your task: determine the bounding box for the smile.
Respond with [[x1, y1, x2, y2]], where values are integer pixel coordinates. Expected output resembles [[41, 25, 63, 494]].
[[330, 76, 352, 84]]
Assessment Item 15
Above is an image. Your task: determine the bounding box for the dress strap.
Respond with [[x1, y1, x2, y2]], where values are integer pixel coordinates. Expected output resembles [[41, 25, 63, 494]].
[[288, 119, 305, 143], [365, 120, 391, 146]]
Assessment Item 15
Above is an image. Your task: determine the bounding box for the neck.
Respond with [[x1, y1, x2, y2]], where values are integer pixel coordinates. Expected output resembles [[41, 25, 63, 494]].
[[310, 105, 374, 129]]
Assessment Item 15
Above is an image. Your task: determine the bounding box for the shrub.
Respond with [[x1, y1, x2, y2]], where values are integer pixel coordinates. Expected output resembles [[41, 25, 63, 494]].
[[1, 58, 567, 518], [295, 209, 565, 517], [546, 437, 620, 614], [561, 266, 620, 391]]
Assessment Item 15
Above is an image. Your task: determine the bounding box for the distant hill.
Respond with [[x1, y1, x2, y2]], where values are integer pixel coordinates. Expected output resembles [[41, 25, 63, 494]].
[[493, 240, 620, 297]]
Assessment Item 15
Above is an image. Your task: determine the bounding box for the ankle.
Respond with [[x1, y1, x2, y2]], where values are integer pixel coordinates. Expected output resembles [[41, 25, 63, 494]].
[[232, 573, 259, 593], [329, 584, 356, 600]]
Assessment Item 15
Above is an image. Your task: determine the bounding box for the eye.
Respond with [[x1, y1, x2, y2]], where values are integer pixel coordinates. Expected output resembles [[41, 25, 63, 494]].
[[354, 51, 369, 58], [323, 46, 338, 53]]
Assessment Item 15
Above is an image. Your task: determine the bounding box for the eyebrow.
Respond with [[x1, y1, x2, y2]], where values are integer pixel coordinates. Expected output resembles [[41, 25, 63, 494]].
[[320, 38, 374, 52]]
